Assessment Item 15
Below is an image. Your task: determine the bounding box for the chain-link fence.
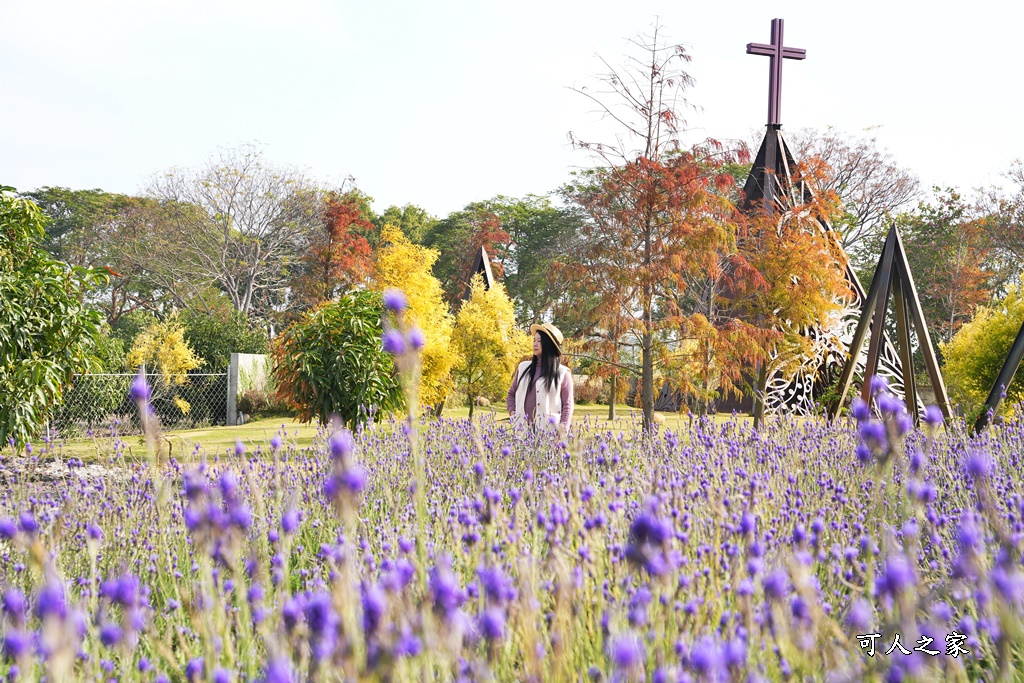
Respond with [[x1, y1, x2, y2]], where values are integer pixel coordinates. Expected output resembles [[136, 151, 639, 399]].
[[49, 373, 228, 438]]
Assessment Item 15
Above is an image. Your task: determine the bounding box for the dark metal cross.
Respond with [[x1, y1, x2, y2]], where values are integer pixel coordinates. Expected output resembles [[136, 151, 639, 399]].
[[747, 18, 806, 126]]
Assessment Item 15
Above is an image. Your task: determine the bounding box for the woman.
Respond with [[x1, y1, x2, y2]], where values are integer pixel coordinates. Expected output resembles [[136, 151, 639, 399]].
[[506, 323, 574, 434]]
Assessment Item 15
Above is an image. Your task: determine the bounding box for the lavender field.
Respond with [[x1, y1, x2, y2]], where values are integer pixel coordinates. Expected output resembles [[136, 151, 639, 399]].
[[0, 384, 1022, 682]]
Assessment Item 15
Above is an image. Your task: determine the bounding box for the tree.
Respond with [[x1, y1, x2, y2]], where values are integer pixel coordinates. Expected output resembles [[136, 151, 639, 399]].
[[979, 160, 1024, 292], [25, 187, 167, 325], [941, 287, 1024, 420], [374, 204, 437, 245], [565, 23, 744, 430], [126, 316, 204, 417], [451, 275, 531, 418], [141, 144, 319, 320], [288, 189, 374, 314], [373, 224, 458, 411], [0, 188, 109, 447], [422, 203, 512, 305], [899, 189, 994, 345], [271, 290, 402, 427], [782, 127, 920, 276], [178, 292, 269, 373]]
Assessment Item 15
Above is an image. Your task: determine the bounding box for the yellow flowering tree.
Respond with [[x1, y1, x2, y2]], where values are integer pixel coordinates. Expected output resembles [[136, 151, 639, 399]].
[[126, 317, 203, 416], [452, 274, 531, 418], [373, 224, 458, 412], [941, 287, 1024, 421]]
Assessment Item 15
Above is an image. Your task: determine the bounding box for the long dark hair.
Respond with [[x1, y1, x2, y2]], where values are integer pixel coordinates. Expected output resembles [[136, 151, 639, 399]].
[[520, 332, 561, 390]]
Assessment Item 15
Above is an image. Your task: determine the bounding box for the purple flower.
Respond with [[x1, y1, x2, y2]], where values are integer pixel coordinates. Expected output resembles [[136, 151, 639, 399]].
[[281, 508, 300, 534], [185, 657, 204, 682], [330, 430, 355, 461], [35, 581, 67, 620], [270, 435, 283, 451], [99, 623, 123, 647], [850, 398, 870, 422], [259, 657, 295, 683], [383, 288, 408, 313], [763, 569, 788, 601], [130, 372, 151, 403], [213, 668, 230, 683], [17, 512, 37, 534], [846, 598, 873, 632], [479, 606, 505, 640], [2, 589, 26, 623], [305, 592, 339, 663], [86, 524, 103, 541], [609, 632, 643, 669], [0, 518, 16, 540], [869, 375, 888, 395], [877, 554, 915, 598], [382, 329, 406, 356], [689, 637, 723, 676], [965, 450, 992, 480], [2, 630, 29, 660], [395, 631, 422, 657], [362, 584, 386, 636], [478, 565, 515, 606], [407, 327, 426, 351], [923, 404, 944, 427], [234, 440, 246, 457], [429, 560, 465, 619]]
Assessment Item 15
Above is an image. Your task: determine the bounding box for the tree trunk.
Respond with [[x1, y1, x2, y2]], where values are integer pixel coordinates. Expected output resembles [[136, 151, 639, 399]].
[[608, 374, 617, 421], [752, 361, 768, 430], [641, 329, 655, 431], [432, 396, 445, 418], [468, 396, 475, 420]]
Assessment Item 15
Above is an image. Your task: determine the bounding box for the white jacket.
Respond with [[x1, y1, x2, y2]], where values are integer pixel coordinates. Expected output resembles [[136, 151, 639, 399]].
[[513, 360, 570, 432]]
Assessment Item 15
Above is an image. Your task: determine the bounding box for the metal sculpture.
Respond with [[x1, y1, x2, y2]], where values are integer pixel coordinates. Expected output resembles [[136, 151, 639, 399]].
[[462, 245, 496, 300], [830, 226, 952, 423], [722, 18, 916, 418], [973, 318, 1024, 432]]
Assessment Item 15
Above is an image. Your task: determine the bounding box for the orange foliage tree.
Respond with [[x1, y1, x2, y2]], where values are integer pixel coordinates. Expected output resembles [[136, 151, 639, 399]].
[[289, 190, 374, 314]]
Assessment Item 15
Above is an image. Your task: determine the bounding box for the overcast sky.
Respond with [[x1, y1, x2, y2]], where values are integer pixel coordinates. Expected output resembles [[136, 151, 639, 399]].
[[1, 0, 1020, 218]]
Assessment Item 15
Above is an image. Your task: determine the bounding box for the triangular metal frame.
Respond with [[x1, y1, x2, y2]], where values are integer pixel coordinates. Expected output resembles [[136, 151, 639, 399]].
[[973, 318, 1024, 433], [830, 225, 952, 423], [461, 246, 496, 301]]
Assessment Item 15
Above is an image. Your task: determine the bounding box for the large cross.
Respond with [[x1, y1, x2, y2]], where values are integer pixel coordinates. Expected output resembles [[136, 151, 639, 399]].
[[747, 18, 806, 127]]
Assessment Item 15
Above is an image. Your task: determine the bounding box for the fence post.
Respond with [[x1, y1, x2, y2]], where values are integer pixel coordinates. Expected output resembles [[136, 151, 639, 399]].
[[227, 353, 240, 426]]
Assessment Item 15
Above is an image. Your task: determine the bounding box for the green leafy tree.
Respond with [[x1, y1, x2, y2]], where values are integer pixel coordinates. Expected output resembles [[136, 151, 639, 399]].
[[422, 203, 512, 305], [178, 291, 269, 372], [0, 188, 109, 447], [941, 287, 1024, 420], [271, 290, 402, 427], [451, 275, 531, 418], [374, 203, 437, 245], [25, 187, 166, 325]]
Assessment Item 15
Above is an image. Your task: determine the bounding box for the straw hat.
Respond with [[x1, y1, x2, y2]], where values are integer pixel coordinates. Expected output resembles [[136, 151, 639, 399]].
[[530, 322, 564, 354]]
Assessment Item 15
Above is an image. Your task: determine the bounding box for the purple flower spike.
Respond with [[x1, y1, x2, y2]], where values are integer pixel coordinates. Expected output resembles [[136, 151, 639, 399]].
[[923, 405, 944, 427], [2, 589, 26, 622], [407, 327, 426, 351], [0, 518, 17, 540], [330, 430, 355, 461], [282, 508, 300, 534], [850, 398, 870, 422], [868, 374, 888, 396], [479, 606, 505, 640], [34, 581, 67, 620], [130, 372, 151, 403], [382, 329, 406, 356], [383, 288, 408, 313], [609, 632, 643, 669], [234, 440, 246, 457], [965, 451, 992, 480], [259, 657, 296, 683]]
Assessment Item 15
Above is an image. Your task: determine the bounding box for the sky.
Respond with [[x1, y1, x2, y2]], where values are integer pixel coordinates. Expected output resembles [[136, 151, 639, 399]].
[[2, 0, 1022, 218]]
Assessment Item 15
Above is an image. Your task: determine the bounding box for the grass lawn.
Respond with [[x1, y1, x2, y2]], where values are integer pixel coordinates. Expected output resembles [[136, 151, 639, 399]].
[[31, 403, 758, 463]]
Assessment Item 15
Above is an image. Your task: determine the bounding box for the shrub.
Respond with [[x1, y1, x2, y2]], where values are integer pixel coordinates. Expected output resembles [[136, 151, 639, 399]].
[[575, 376, 603, 405], [272, 290, 402, 427], [126, 316, 204, 418]]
